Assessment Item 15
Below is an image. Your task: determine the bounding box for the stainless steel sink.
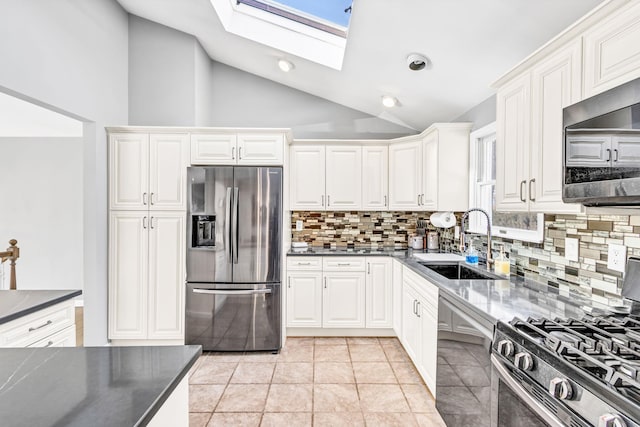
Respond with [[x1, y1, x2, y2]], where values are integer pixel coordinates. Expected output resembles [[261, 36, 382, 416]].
[[418, 262, 502, 280]]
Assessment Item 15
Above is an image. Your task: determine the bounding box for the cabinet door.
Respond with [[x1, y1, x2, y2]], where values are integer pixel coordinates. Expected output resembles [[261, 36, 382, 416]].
[[583, 1, 640, 98], [323, 272, 365, 328], [496, 73, 531, 212], [149, 134, 188, 210], [362, 146, 389, 210], [401, 284, 421, 363], [148, 213, 185, 340], [365, 257, 392, 328], [190, 134, 237, 165], [325, 145, 362, 210], [290, 145, 326, 210], [237, 133, 284, 165], [530, 40, 583, 213], [287, 272, 323, 327], [613, 135, 640, 167], [389, 140, 422, 210], [109, 212, 148, 340], [392, 259, 403, 337], [565, 135, 611, 166], [421, 132, 438, 210], [109, 133, 149, 210], [420, 307, 438, 395]]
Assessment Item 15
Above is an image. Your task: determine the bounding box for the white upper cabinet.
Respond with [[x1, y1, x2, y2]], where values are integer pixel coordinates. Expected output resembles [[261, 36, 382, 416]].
[[149, 134, 189, 210], [110, 133, 187, 211], [583, 1, 640, 98], [389, 125, 471, 212], [290, 145, 326, 210], [496, 40, 583, 213], [109, 133, 150, 211], [496, 73, 531, 212], [389, 140, 422, 210], [325, 145, 362, 210], [191, 132, 285, 166], [237, 133, 284, 165], [362, 146, 389, 210], [190, 133, 237, 165]]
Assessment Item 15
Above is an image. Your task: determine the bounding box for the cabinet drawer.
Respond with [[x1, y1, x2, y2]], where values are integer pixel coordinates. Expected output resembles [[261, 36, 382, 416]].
[[403, 267, 438, 306], [287, 257, 322, 271], [0, 300, 75, 347], [323, 257, 366, 271], [28, 324, 76, 348]]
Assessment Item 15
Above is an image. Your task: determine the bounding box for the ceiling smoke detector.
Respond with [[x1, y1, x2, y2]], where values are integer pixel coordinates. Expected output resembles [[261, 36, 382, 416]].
[[407, 53, 430, 71]]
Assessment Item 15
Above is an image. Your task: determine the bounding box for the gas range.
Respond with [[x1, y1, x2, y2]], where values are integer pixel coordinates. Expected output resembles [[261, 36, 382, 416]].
[[492, 316, 640, 427]]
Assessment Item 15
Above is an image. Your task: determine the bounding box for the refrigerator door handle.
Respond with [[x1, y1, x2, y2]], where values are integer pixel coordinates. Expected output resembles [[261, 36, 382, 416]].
[[225, 187, 232, 262], [233, 187, 239, 264], [192, 288, 272, 296]]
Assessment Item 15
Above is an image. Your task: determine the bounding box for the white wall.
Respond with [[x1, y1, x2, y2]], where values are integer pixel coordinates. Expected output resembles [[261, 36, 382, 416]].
[[454, 95, 496, 131], [0, 0, 129, 345], [0, 137, 83, 293]]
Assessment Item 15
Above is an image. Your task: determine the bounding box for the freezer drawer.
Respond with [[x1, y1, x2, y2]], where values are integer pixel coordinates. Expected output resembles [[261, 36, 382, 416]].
[[185, 282, 281, 352]]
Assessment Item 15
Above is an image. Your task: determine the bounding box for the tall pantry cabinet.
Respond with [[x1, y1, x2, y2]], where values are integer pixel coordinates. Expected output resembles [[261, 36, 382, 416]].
[[108, 131, 188, 344]]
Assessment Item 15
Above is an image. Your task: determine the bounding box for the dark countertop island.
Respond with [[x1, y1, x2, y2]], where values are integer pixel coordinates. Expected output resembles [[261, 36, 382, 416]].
[[0, 345, 201, 427], [0, 290, 82, 325]]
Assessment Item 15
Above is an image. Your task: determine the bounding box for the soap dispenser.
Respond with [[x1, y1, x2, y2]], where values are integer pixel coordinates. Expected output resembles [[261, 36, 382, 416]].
[[494, 244, 510, 276], [465, 240, 479, 266]]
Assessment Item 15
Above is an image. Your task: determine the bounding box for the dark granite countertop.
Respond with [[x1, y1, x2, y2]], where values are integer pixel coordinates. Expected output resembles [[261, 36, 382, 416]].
[[288, 247, 407, 256], [0, 290, 82, 325], [287, 247, 619, 329], [0, 345, 201, 427]]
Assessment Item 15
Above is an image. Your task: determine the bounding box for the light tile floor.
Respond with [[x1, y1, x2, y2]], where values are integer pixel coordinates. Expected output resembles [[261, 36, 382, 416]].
[[188, 337, 446, 427]]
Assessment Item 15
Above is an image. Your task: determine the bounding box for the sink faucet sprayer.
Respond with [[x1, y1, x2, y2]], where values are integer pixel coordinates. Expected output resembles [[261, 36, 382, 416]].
[[459, 208, 493, 268]]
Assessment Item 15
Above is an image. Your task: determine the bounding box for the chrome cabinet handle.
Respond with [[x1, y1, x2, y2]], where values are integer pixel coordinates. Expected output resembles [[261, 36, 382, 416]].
[[143, 192, 148, 205], [324, 277, 327, 289], [232, 146, 235, 160], [239, 146, 242, 159], [607, 148, 612, 162], [384, 195, 387, 206], [367, 263, 371, 274], [44, 341, 54, 347], [413, 300, 417, 315], [417, 194, 421, 205], [29, 320, 52, 332], [327, 195, 330, 206], [143, 216, 148, 229], [529, 179, 536, 202], [321, 195, 325, 207], [416, 301, 421, 317], [421, 194, 425, 206], [614, 149, 619, 162], [288, 277, 291, 288], [297, 262, 311, 266], [150, 216, 154, 229], [150, 193, 154, 205], [520, 180, 526, 202]]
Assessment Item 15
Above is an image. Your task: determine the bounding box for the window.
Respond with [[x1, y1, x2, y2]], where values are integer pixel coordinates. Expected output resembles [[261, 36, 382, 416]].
[[468, 122, 544, 242]]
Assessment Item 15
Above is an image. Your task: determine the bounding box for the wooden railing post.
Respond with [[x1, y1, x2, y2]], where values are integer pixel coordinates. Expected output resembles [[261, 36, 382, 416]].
[[8, 239, 18, 290]]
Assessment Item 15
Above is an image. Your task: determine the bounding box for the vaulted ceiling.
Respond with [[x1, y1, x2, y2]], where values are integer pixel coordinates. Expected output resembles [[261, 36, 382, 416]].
[[117, 0, 603, 131]]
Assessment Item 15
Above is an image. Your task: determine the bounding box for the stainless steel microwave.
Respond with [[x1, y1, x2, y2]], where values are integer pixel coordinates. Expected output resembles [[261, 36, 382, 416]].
[[563, 77, 640, 206]]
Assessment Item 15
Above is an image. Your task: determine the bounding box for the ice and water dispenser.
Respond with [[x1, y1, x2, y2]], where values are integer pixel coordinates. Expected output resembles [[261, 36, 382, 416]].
[[192, 215, 215, 247]]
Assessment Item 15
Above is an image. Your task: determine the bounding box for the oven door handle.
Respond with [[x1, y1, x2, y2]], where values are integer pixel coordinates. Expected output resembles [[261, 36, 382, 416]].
[[491, 355, 566, 427], [192, 288, 272, 296]]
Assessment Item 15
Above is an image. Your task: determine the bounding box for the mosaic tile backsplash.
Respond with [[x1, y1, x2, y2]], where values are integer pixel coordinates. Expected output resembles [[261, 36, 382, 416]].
[[291, 211, 640, 306]]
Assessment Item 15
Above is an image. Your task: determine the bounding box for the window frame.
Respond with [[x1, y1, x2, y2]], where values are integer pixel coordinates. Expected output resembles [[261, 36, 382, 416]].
[[468, 122, 544, 243]]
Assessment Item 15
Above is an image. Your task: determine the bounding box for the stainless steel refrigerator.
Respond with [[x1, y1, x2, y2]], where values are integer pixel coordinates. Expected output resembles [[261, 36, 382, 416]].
[[185, 166, 282, 351]]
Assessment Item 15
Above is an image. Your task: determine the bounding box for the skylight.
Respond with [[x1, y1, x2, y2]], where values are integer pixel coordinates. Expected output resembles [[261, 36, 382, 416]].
[[211, 0, 350, 70], [236, 0, 352, 37]]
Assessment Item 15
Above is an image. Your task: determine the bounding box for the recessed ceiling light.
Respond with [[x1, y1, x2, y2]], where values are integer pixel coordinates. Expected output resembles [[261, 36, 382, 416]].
[[381, 95, 399, 108], [278, 59, 295, 72], [407, 53, 430, 71]]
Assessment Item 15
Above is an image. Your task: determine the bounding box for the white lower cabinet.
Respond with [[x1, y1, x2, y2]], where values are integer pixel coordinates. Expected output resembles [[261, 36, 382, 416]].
[[323, 272, 365, 328], [286, 272, 323, 328], [0, 299, 76, 348], [392, 259, 403, 336], [109, 211, 185, 342], [286, 256, 392, 330], [401, 266, 438, 394]]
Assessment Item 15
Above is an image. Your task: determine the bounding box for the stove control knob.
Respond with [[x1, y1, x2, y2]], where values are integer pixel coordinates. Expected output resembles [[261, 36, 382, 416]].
[[549, 377, 573, 400], [497, 340, 514, 357], [598, 414, 627, 427], [514, 352, 534, 371]]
